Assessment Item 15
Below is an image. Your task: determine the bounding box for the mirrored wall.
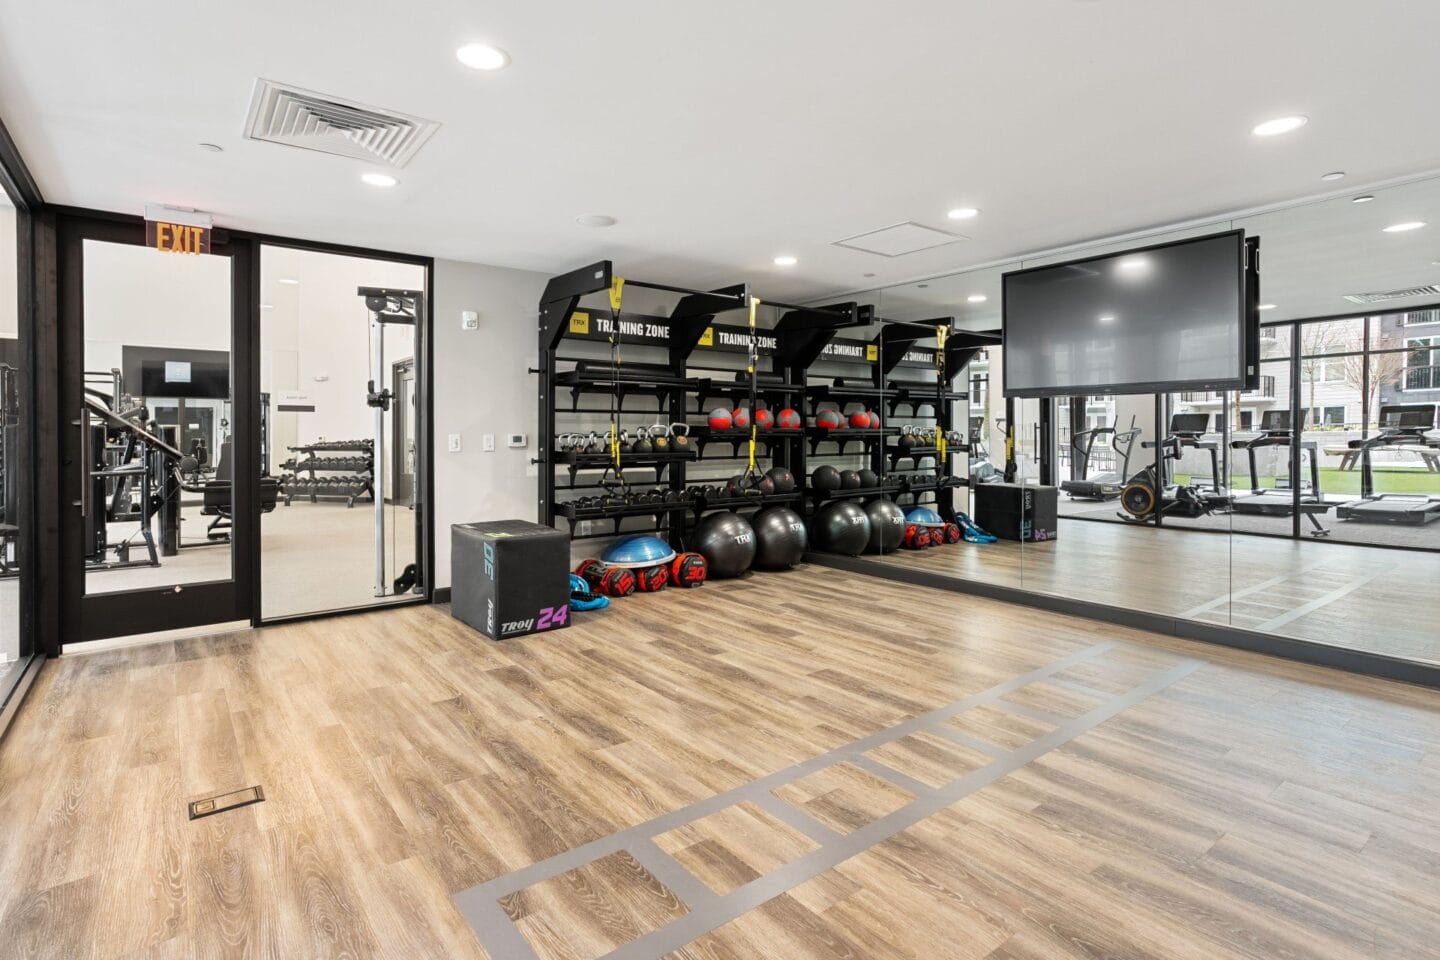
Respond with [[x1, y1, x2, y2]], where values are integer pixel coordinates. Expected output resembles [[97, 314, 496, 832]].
[[808, 173, 1440, 673]]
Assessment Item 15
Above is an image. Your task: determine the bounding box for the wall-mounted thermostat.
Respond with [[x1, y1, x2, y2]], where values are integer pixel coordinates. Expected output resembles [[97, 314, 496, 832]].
[[507, 433, 527, 448]]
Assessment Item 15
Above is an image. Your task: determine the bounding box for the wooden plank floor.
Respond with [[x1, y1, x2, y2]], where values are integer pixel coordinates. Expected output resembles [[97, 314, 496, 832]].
[[0, 566, 1437, 958]]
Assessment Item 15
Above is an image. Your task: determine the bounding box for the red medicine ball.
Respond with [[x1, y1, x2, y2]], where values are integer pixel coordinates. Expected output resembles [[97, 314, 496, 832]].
[[776, 408, 801, 429], [753, 408, 774, 430], [732, 407, 751, 429], [707, 407, 733, 430], [669, 552, 708, 588], [634, 565, 669, 592], [598, 566, 636, 597], [848, 410, 872, 428], [868, 411, 881, 429], [816, 409, 843, 430]]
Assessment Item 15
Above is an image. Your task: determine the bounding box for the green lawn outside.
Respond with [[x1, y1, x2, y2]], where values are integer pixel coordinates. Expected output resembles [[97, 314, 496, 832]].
[[1177, 468, 1440, 495]]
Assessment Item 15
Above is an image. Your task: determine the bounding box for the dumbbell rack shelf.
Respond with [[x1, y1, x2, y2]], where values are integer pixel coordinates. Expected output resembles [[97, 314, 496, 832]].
[[690, 426, 803, 458], [558, 496, 697, 539], [689, 489, 802, 518], [279, 442, 375, 507], [558, 447, 698, 484], [805, 426, 898, 456], [887, 444, 969, 470], [808, 481, 904, 504]]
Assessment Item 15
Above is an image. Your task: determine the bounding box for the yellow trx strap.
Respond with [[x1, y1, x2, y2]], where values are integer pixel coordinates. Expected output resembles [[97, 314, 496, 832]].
[[934, 324, 948, 462], [747, 296, 761, 473], [608, 277, 625, 471]]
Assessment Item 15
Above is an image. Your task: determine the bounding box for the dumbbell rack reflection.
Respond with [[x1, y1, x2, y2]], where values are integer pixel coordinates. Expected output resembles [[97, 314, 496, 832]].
[[278, 439, 374, 507]]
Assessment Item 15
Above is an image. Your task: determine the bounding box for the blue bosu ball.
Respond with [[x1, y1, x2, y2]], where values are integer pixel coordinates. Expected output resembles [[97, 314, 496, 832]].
[[903, 506, 945, 527], [601, 534, 677, 568]]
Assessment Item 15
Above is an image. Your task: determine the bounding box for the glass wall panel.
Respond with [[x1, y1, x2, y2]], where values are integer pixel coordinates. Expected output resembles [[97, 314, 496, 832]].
[[0, 189, 26, 687]]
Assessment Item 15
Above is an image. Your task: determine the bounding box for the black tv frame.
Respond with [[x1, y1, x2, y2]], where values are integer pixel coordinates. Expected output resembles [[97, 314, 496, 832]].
[[1001, 228, 1250, 399]]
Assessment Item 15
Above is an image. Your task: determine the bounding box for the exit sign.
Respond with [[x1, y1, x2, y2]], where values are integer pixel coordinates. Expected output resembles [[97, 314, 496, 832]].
[[143, 204, 212, 255]]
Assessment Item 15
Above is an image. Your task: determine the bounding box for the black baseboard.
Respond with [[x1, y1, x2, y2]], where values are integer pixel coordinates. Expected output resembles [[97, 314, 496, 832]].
[[434, 587, 451, 604], [807, 553, 1440, 690]]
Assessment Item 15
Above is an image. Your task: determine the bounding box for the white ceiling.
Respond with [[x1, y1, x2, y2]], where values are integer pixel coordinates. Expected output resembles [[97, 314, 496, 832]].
[[2, 1, 1440, 302]]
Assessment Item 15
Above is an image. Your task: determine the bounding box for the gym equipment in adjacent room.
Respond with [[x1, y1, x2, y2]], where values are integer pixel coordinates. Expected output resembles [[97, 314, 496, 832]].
[[751, 506, 807, 569], [692, 511, 756, 577], [1229, 410, 1332, 536], [810, 500, 871, 555], [1060, 415, 1141, 500], [1335, 403, 1440, 525], [1119, 413, 1231, 523], [80, 396, 186, 570], [361, 287, 422, 597]]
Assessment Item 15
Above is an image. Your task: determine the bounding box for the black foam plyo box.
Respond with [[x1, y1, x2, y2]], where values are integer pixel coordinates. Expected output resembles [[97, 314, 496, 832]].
[[973, 483, 1058, 543], [451, 520, 571, 640]]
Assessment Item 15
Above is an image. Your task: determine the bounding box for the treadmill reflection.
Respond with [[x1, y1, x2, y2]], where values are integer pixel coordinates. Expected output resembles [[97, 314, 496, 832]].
[[1230, 410, 1331, 537], [1335, 403, 1440, 526]]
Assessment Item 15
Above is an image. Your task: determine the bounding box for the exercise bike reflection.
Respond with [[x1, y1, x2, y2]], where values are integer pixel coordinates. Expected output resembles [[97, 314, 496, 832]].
[[1118, 413, 1231, 523]]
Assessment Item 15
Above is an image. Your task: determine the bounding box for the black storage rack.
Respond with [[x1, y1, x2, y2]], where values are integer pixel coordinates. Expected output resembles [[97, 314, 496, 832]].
[[535, 260, 995, 544], [279, 439, 374, 507]]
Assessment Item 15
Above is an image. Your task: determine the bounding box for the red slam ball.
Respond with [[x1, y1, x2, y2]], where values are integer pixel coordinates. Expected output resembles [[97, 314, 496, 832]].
[[707, 407, 733, 430], [753, 408, 774, 430], [868, 411, 881, 429], [848, 410, 872, 428], [776, 408, 801, 430], [816, 409, 843, 430], [732, 407, 751, 429]]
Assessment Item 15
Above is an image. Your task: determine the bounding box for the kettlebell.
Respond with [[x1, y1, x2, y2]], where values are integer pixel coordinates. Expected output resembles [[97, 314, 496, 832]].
[[669, 422, 691, 450], [629, 426, 653, 454], [585, 431, 605, 454], [897, 425, 916, 451], [650, 425, 670, 452]]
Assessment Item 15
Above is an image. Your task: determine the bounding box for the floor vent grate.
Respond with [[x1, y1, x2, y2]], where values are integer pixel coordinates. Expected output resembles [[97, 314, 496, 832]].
[[188, 785, 265, 821]]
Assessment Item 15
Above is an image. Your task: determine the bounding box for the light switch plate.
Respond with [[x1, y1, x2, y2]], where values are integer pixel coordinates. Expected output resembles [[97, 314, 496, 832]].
[[483, 433, 496, 452], [461, 310, 479, 331], [447, 433, 462, 452]]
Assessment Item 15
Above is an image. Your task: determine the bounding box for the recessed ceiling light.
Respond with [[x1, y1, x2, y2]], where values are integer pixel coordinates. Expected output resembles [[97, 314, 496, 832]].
[[1098, 315, 1116, 324], [1117, 255, 1150, 272], [456, 43, 510, 70], [361, 172, 398, 187], [947, 207, 980, 220], [277, 277, 300, 285], [1352, 195, 1375, 203], [1252, 115, 1308, 137], [575, 214, 617, 227], [773, 255, 797, 267], [863, 272, 876, 278], [1258, 303, 1277, 311], [967, 294, 987, 303], [198, 142, 223, 153], [1320, 171, 1346, 181], [1382, 221, 1427, 233], [918, 283, 929, 289], [261, 304, 275, 310]]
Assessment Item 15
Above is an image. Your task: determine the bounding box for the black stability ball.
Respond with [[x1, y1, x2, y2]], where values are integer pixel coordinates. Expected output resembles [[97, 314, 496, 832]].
[[811, 465, 841, 492], [810, 501, 872, 556], [864, 498, 906, 554], [839, 470, 862, 490], [692, 511, 756, 578], [752, 506, 807, 570], [764, 466, 796, 494], [857, 468, 879, 488]]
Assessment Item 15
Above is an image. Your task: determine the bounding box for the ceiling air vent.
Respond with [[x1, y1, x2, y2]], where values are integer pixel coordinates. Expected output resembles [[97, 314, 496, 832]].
[[1342, 285, 1440, 305], [243, 79, 439, 168], [832, 222, 966, 258]]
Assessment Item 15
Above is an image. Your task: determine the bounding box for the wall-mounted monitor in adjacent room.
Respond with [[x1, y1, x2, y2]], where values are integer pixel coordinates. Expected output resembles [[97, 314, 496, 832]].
[[1002, 230, 1249, 398], [123, 345, 231, 400]]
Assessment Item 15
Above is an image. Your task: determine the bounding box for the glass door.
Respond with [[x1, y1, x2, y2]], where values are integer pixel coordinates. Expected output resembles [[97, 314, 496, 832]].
[[59, 216, 255, 642]]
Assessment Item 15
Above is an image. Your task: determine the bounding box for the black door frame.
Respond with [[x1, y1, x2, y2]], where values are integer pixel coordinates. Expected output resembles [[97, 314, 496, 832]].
[[44, 207, 436, 645], [55, 211, 257, 640]]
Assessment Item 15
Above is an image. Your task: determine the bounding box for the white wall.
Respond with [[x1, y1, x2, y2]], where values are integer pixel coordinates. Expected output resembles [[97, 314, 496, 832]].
[[430, 258, 549, 588]]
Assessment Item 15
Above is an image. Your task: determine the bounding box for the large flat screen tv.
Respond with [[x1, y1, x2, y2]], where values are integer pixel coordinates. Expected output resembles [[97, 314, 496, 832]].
[[1002, 230, 1248, 398], [123, 345, 231, 400]]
